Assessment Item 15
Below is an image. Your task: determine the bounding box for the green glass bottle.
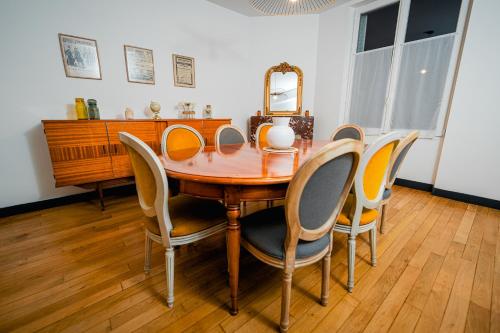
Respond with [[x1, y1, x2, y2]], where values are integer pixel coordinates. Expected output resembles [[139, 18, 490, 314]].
[[87, 99, 100, 120]]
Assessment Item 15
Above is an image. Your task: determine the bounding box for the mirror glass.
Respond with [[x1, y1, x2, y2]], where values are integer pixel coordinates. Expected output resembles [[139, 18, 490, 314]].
[[269, 72, 298, 112]]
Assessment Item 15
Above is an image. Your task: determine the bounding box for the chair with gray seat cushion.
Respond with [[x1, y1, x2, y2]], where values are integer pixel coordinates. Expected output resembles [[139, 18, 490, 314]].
[[215, 124, 247, 150], [379, 131, 419, 233], [240, 139, 363, 332], [330, 124, 365, 143]]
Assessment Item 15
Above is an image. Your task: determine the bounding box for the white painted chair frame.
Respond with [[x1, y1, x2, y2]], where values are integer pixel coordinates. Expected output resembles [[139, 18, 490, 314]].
[[119, 132, 226, 308], [255, 122, 273, 148], [160, 124, 205, 156], [333, 131, 400, 292], [379, 130, 419, 233], [330, 123, 366, 144], [214, 124, 247, 151]]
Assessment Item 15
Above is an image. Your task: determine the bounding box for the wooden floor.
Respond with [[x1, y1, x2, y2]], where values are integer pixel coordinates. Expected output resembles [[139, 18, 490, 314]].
[[0, 186, 499, 332]]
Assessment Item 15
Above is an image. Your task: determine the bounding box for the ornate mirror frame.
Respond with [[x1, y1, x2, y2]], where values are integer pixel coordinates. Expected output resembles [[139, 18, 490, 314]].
[[264, 62, 303, 116]]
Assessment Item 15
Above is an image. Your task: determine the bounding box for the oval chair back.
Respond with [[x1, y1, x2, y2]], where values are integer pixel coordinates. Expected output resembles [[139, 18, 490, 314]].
[[255, 123, 273, 148], [351, 132, 401, 221], [215, 124, 247, 150], [386, 130, 419, 189], [330, 124, 365, 144], [119, 132, 172, 247], [161, 124, 205, 158], [283, 139, 363, 264]]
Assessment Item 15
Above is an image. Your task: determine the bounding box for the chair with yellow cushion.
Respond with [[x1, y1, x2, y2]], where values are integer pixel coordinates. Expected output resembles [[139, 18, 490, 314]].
[[161, 124, 205, 159], [379, 130, 419, 233], [119, 132, 227, 308], [255, 122, 273, 148], [333, 131, 400, 292]]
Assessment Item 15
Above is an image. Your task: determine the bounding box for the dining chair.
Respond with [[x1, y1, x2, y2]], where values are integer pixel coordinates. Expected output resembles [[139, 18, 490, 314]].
[[255, 122, 273, 148], [215, 124, 247, 150], [240, 139, 363, 332], [379, 130, 419, 233], [334, 131, 400, 292], [119, 132, 227, 308], [330, 124, 365, 143], [161, 124, 205, 157]]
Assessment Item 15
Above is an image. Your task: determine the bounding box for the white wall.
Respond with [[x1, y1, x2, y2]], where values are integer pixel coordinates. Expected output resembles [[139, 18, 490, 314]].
[[434, 0, 500, 201], [0, 0, 319, 207]]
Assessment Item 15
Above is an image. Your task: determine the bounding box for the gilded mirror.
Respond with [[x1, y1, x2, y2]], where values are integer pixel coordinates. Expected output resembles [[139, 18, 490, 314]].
[[264, 62, 303, 116]]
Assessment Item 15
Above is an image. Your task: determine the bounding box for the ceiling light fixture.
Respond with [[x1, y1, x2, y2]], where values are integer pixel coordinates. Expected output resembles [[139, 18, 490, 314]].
[[249, 0, 336, 16]]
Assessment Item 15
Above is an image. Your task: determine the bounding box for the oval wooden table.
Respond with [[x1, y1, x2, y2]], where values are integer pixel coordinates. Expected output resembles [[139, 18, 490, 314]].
[[160, 140, 330, 315]]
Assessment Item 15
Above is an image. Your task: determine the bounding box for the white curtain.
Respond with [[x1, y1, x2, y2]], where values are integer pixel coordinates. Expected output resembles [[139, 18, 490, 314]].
[[349, 47, 393, 128], [390, 35, 455, 130]]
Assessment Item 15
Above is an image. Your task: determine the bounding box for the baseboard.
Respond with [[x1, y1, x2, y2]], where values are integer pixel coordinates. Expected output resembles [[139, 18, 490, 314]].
[[432, 187, 500, 210], [0, 185, 136, 218], [394, 178, 434, 192]]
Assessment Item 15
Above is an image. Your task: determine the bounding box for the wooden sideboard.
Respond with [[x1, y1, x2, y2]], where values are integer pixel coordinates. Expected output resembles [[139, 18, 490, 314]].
[[42, 119, 231, 208]]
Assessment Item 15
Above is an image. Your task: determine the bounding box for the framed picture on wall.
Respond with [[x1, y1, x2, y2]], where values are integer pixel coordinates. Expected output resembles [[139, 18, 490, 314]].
[[124, 45, 155, 84], [172, 54, 195, 88], [58, 33, 101, 80]]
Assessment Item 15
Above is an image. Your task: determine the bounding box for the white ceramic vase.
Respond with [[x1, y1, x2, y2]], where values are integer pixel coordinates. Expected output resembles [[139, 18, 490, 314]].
[[266, 117, 294, 149]]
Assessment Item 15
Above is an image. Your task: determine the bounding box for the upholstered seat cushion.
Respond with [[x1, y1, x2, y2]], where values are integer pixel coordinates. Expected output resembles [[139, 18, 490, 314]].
[[240, 206, 330, 260], [383, 188, 392, 200], [144, 195, 226, 237], [337, 194, 378, 226]]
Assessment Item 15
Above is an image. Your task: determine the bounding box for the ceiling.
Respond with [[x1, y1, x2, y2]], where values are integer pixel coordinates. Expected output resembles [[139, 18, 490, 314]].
[[205, 0, 351, 16]]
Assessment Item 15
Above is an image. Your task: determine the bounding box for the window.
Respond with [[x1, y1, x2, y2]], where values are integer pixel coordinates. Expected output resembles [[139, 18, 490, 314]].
[[345, 0, 468, 136]]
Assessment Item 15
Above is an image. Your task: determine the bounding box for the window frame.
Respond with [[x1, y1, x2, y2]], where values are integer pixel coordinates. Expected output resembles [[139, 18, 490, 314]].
[[342, 0, 470, 139]]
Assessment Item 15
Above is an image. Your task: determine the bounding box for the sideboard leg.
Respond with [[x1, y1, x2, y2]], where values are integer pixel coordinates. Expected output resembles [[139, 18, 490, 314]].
[[96, 182, 105, 211]]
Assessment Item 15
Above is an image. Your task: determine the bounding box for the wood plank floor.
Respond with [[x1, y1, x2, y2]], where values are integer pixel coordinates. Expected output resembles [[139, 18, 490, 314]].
[[0, 186, 499, 332]]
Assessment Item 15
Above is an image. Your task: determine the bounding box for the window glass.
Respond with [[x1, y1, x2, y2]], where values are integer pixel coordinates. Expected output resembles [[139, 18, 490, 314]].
[[405, 0, 462, 42], [357, 3, 400, 52]]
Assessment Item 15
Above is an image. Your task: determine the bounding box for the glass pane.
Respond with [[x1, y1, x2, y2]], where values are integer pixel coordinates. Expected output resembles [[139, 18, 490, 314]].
[[357, 2, 400, 52], [391, 35, 455, 130], [349, 47, 394, 128], [405, 0, 462, 42]]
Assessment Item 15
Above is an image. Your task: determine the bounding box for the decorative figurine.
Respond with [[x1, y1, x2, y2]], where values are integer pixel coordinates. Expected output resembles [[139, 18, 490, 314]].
[[150, 101, 161, 119], [125, 107, 134, 120], [203, 105, 213, 119]]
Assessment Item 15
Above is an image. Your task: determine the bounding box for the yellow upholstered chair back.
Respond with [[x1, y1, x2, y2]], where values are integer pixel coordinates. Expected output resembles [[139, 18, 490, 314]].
[[161, 125, 205, 157], [255, 123, 273, 148], [354, 132, 400, 209], [119, 132, 173, 247]]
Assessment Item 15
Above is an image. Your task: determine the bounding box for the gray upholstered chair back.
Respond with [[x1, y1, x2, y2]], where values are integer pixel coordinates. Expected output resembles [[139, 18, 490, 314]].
[[299, 153, 355, 230], [285, 139, 362, 245], [331, 124, 365, 143], [386, 131, 419, 187], [216, 126, 246, 146]]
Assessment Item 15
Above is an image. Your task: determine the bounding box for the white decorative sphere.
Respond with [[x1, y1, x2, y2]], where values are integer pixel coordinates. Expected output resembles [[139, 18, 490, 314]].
[[266, 117, 294, 149]]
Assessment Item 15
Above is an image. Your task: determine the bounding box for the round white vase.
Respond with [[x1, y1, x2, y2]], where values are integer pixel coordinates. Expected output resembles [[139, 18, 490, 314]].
[[266, 117, 295, 149]]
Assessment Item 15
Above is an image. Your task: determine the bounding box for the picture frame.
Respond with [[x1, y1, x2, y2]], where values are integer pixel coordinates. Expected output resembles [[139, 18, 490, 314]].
[[58, 33, 102, 80], [172, 54, 195, 88], [124, 45, 155, 84]]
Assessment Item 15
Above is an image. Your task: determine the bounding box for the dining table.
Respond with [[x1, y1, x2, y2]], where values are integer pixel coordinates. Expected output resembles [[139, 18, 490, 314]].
[[160, 139, 330, 315]]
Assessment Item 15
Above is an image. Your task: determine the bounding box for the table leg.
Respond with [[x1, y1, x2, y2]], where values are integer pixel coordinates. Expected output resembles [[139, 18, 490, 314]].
[[226, 203, 241, 315]]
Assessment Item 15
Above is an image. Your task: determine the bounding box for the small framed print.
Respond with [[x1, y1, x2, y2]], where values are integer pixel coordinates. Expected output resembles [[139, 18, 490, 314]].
[[172, 54, 195, 88], [58, 33, 101, 80], [124, 45, 155, 84]]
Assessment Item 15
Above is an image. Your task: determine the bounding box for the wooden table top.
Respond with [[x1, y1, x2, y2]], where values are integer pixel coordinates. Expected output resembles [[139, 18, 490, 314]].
[[161, 140, 330, 185]]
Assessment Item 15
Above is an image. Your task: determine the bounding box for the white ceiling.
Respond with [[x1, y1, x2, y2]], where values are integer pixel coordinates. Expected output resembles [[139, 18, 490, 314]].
[[205, 0, 351, 16]]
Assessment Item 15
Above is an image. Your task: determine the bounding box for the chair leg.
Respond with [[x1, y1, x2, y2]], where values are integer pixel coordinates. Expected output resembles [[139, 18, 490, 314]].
[[347, 234, 356, 292], [379, 204, 387, 234], [321, 254, 331, 306], [267, 200, 273, 208], [165, 247, 175, 308], [144, 233, 153, 273], [370, 228, 377, 267], [280, 270, 293, 332]]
